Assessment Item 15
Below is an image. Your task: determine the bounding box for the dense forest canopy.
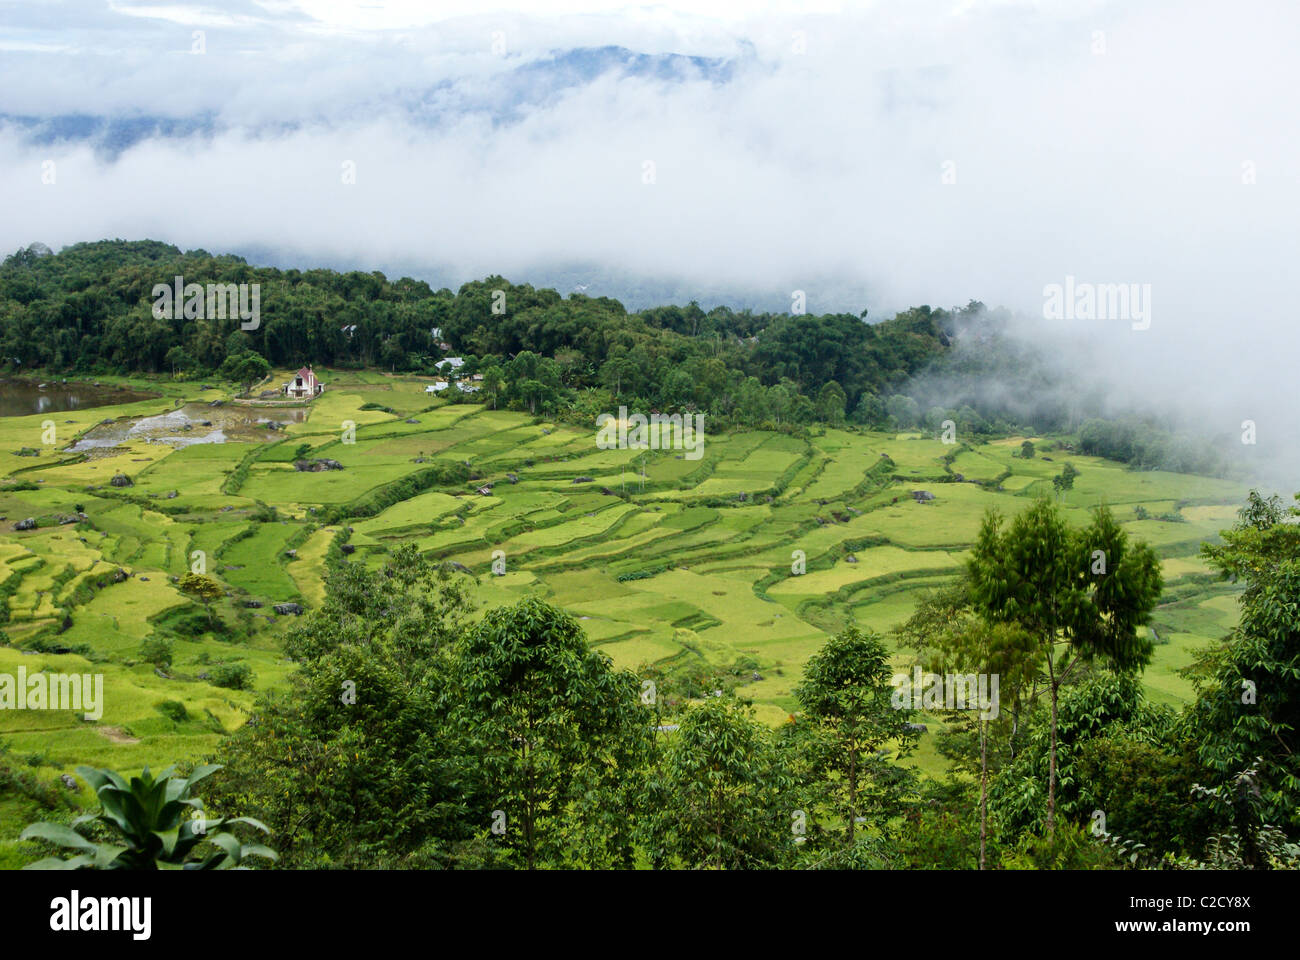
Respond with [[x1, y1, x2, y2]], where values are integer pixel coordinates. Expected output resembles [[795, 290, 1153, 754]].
[[0, 240, 1225, 474], [0, 239, 957, 416]]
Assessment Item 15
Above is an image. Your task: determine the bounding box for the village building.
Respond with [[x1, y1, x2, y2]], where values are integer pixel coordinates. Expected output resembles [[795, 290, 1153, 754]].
[[283, 366, 324, 399], [435, 357, 465, 372]]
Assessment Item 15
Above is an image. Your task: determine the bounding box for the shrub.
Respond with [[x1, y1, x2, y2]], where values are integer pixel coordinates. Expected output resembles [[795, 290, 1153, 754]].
[[171, 609, 220, 637], [139, 636, 173, 668], [207, 662, 254, 690], [156, 700, 189, 723]]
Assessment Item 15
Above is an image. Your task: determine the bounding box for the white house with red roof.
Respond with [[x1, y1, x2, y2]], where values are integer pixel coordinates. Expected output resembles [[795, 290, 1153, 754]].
[[283, 366, 324, 399]]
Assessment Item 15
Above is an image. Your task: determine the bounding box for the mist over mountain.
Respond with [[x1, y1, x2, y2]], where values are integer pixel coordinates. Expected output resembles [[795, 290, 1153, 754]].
[[1, 0, 1295, 490]]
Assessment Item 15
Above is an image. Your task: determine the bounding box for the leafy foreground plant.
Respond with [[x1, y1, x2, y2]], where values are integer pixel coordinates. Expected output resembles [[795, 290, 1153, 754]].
[[20, 764, 276, 870]]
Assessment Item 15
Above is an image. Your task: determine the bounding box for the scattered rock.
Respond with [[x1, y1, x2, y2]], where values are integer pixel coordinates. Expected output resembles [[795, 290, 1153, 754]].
[[294, 458, 344, 472], [60, 774, 77, 791], [340, 543, 355, 554], [167, 490, 178, 499], [112, 568, 128, 583], [846, 555, 858, 564], [243, 600, 263, 608], [405, 419, 420, 424], [139, 576, 149, 581], [110, 473, 133, 487], [285, 549, 297, 558], [13, 517, 36, 531], [572, 476, 594, 484], [273, 602, 304, 616], [506, 473, 518, 484]]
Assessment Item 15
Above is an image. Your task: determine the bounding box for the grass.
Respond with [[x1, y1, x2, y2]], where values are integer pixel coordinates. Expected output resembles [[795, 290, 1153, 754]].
[[0, 368, 1258, 859]]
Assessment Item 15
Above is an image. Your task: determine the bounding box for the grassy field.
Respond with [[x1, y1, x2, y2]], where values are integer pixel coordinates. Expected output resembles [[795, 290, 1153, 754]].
[[0, 368, 1254, 859]]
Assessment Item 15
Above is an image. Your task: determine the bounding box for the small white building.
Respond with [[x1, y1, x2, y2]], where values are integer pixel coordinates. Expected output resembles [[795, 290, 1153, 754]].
[[283, 366, 324, 399], [434, 357, 465, 372], [425, 381, 450, 393]]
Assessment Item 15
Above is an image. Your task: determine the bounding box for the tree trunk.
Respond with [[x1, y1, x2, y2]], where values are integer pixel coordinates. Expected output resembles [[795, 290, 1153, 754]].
[[979, 717, 988, 870], [847, 744, 857, 843], [1047, 669, 1058, 839]]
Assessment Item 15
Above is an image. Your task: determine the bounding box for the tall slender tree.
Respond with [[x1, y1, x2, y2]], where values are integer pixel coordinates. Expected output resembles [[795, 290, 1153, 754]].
[[967, 498, 1161, 836]]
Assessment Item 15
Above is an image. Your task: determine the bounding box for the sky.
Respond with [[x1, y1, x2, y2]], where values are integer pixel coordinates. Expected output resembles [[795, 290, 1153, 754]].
[[0, 0, 1296, 483]]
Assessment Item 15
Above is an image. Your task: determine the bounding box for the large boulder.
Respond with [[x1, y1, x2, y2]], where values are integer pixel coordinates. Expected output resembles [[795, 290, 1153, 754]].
[[110, 473, 133, 487], [273, 602, 304, 616], [13, 517, 36, 531]]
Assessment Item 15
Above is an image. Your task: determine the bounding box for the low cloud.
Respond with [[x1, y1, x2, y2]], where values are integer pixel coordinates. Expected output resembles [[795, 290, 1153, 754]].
[[0, 0, 1296, 488]]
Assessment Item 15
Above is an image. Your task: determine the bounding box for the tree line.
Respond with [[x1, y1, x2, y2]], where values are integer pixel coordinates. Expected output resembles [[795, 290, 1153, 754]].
[[0, 240, 1238, 474]]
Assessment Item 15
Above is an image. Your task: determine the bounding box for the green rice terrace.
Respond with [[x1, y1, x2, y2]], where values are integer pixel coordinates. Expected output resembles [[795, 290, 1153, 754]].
[[0, 368, 1247, 828]]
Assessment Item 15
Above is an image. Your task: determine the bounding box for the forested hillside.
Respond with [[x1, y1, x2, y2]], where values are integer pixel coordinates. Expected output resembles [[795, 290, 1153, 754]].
[[0, 239, 963, 428]]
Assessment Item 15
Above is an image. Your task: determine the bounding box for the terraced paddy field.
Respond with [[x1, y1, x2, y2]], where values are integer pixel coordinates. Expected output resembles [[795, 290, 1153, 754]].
[[0, 369, 1253, 851]]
